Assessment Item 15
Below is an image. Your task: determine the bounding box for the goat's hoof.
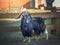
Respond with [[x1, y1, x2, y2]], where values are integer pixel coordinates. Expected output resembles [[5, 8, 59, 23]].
[[23, 39, 26, 42]]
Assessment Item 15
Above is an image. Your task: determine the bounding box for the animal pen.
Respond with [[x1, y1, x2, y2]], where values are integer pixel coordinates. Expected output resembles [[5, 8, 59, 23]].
[[0, 9, 60, 32], [0, 0, 60, 45], [0, 9, 60, 45]]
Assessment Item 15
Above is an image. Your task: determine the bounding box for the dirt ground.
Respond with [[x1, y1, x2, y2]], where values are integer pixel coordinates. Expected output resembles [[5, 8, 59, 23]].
[[0, 34, 60, 45]]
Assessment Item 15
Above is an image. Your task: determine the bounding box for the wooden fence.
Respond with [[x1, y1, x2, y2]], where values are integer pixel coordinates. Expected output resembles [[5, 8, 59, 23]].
[[0, 10, 60, 32]]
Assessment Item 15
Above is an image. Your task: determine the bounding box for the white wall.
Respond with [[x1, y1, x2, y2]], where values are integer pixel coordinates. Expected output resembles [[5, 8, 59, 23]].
[[41, 0, 45, 4], [53, 0, 60, 7]]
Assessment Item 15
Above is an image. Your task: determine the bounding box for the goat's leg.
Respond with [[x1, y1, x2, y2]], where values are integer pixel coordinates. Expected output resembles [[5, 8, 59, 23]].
[[23, 37, 28, 42], [45, 28, 48, 40]]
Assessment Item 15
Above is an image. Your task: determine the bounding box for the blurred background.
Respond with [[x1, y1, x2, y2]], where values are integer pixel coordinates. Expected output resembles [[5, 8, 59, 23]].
[[0, 0, 60, 45]]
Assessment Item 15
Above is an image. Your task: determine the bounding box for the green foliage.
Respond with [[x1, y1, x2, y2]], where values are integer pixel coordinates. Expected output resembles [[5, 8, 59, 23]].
[[56, 18, 60, 24], [56, 30, 60, 37], [45, 19, 51, 25], [0, 21, 20, 27]]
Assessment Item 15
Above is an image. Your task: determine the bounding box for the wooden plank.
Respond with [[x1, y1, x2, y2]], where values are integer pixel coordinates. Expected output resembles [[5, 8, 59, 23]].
[[0, 24, 60, 32], [0, 27, 20, 32], [55, 24, 60, 30], [31, 12, 60, 18], [0, 12, 60, 18], [0, 18, 21, 21], [46, 24, 60, 30], [0, 10, 60, 32]]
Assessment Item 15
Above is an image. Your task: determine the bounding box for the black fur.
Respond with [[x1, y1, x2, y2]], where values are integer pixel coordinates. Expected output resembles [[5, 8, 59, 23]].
[[20, 11, 46, 38]]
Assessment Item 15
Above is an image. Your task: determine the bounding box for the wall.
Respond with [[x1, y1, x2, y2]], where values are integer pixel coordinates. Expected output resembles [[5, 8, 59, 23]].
[[0, 0, 41, 9], [53, 0, 60, 7], [0, 0, 9, 8], [9, 0, 30, 8]]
